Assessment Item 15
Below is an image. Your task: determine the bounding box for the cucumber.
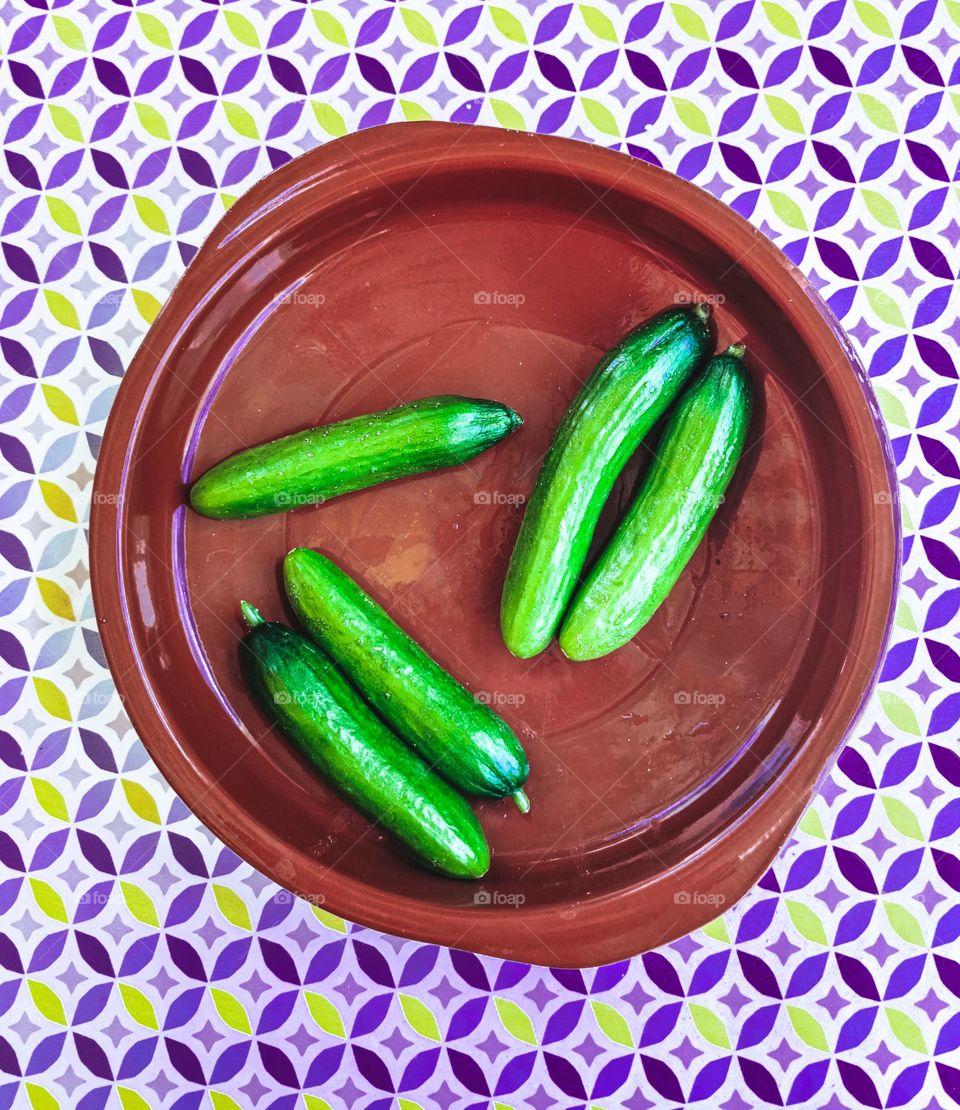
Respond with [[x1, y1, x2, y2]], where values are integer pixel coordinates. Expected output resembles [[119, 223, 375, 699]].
[[239, 603, 490, 879], [191, 395, 522, 520], [283, 548, 530, 811], [559, 345, 753, 661], [500, 304, 712, 658]]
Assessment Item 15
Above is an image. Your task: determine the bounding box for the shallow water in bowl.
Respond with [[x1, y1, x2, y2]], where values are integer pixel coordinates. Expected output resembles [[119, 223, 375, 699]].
[[183, 199, 821, 897]]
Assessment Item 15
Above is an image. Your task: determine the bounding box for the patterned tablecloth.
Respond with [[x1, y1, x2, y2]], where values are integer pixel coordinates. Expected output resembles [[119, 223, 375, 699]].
[[1, 1, 958, 1107]]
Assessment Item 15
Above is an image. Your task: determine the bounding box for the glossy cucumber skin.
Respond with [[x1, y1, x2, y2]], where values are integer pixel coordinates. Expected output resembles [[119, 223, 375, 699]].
[[191, 396, 522, 520], [559, 349, 753, 662], [283, 548, 529, 799], [240, 615, 490, 879], [500, 306, 712, 658]]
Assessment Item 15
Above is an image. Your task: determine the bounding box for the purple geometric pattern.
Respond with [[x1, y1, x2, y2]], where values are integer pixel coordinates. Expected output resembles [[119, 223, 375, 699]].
[[1, 1, 958, 1107]]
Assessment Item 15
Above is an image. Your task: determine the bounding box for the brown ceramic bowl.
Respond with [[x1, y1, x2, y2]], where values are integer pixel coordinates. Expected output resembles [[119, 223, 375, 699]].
[[91, 122, 897, 967]]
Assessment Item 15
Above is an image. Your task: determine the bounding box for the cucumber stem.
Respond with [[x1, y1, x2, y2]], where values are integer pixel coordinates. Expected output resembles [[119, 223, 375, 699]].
[[240, 601, 265, 628], [693, 302, 712, 321], [725, 342, 747, 359], [512, 789, 530, 814]]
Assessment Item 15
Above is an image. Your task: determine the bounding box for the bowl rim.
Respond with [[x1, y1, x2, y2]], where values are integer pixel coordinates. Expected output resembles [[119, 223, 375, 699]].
[[90, 121, 900, 967]]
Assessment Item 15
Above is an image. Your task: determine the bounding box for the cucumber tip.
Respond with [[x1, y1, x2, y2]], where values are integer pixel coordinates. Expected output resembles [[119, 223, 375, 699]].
[[512, 789, 530, 814], [240, 600, 265, 628], [692, 302, 712, 321], [726, 342, 747, 359]]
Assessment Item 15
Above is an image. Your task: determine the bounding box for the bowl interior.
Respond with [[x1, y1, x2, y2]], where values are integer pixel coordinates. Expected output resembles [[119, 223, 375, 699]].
[[100, 126, 893, 962]]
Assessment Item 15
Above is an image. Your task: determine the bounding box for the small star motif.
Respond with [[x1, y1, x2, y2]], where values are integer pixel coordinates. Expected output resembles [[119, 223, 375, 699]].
[[192, 1019, 224, 1053], [12, 805, 45, 839], [916, 986, 949, 1020], [720, 1092, 755, 1110], [653, 30, 683, 60], [889, 170, 918, 199], [837, 27, 866, 54], [867, 1038, 900, 1071], [907, 671, 938, 701], [428, 974, 461, 1008], [517, 77, 548, 108], [65, 658, 94, 689], [332, 1077, 366, 1106], [668, 933, 702, 962], [620, 980, 653, 1013], [815, 879, 848, 913], [897, 269, 929, 299], [237, 1073, 273, 1106], [748, 122, 777, 150], [911, 775, 944, 807], [865, 932, 898, 965], [767, 930, 801, 965], [719, 982, 751, 1014], [622, 1090, 657, 1110], [914, 881, 945, 913], [863, 827, 896, 859], [475, 1028, 508, 1061], [100, 1014, 133, 1047], [526, 1085, 561, 1110], [55, 960, 91, 994], [904, 566, 936, 596], [334, 972, 367, 1005], [817, 985, 850, 1019], [857, 722, 894, 754], [146, 862, 181, 897], [52, 1067, 87, 1097], [238, 968, 273, 1003], [428, 1081, 466, 1110], [671, 1032, 703, 1068], [286, 916, 323, 951], [194, 914, 226, 948], [103, 809, 135, 841], [768, 1035, 802, 1070], [606, 78, 640, 109], [100, 911, 132, 945], [57, 860, 88, 890], [7, 1010, 39, 1044], [147, 963, 178, 998], [431, 83, 460, 111], [817, 773, 846, 807], [381, 1025, 414, 1057]]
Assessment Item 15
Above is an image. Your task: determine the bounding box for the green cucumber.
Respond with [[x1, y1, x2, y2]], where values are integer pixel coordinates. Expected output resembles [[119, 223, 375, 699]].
[[239, 603, 489, 879], [500, 304, 713, 658], [559, 344, 753, 661], [191, 395, 522, 520], [283, 548, 530, 811]]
